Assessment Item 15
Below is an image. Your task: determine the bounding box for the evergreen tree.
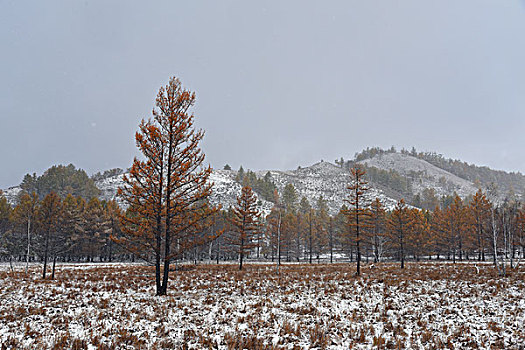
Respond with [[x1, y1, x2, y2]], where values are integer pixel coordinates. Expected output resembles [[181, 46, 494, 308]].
[[387, 199, 411, 269], [60, 194, 86, 260], [470, 189, 491, 261], [10, 192, 39, 271], [82, 198, 108, 262], [104, 200, 122, 262], [282, 184, 298, 212], [408, 208, 431, 261], [236, 166, 245, 182], [230, 186, 260, 270], [369, 198, 386, 263], [0, 193, 12, 259], [21, 164, 99, 199], [35, 192, 63, 279], [447, 195, 468, 262], [315, 195, 330, 262]]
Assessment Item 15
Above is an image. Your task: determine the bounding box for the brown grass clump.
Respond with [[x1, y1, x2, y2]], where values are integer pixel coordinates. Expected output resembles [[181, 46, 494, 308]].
[[0, 261, 524, 349]]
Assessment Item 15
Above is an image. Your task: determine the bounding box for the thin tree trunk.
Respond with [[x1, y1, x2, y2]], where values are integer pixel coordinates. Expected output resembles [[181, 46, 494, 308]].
[[309, 210, 313, 264], [26, 217, 31, 273], [51, 255, 57, 279], [216, 239, 220, 264], [329, 218, 333, 264], [277, 210, 281, 274], [42, 229, 50, 279]]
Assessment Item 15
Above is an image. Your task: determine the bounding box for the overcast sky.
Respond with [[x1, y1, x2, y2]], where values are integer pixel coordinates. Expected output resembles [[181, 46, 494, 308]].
[[1, 1, 525, 188]]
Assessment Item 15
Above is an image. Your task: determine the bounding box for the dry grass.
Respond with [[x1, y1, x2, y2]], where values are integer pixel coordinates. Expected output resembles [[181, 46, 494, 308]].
[[0, 261, 524, 349]]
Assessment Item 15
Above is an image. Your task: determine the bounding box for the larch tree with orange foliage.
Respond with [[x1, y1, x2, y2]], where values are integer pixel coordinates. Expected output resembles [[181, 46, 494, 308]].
[[344, 166, 371, 276], [35, 192, 62, 279], [430, 205, 448, 259], [408, 208, 431, 262], [10, 192, 39, 272], [447, 195, 468, 262], [230, 186, 260, 271], [470, 189, 491, 261], [117, 77, 217, 296], [387, 199, 411, 269]]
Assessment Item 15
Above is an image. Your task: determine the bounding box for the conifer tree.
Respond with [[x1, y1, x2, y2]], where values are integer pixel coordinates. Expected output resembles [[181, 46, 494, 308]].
[[408, 208, 431, 261], [306, 207, 315, 264], [516, 206, 525, 262], [344, 166, 371, 275], [104, 200, 122, 262], [60, 194, 85, 260], [315, 195, 330, 262], [82, 198, 108, 262], [430, 205, 448, 259], [230, 186, 260, 270], [35, 192, 63, 279], [281, 211, 297, 262], [387, 199, 411, 269], [369, 198, 386, 263], [282, 184, 298, 212], [117, 77, 216, 295], [470, 190, 491, 261], [0, 193, 12, 259], [447, 195, 468, 262], [10, 192, 39, 271]]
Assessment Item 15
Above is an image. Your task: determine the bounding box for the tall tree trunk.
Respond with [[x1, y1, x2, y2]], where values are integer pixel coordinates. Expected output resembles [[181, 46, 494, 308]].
[[51, 255, 57, 279], [26, 217, 31, 273], [277, 210, 281, 274], [239, 235, 244, 270], [309, 211, 313, 264], [356, 188, 361, 276], [216, 239, 220, 264], [42, 230, 50, 279], [329, 218, 333, 264]]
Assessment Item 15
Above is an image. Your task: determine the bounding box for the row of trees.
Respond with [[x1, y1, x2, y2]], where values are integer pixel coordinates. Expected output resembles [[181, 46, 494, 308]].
[[215, 169, 525, 277], [3, 179, 523, 277], [0, 191, 122, 278], [3, 77, 524, 298], [21, 164, 100, 199]]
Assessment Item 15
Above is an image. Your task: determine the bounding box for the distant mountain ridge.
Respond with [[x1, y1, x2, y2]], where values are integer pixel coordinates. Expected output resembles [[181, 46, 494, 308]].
[[3, 148, 523, 213]]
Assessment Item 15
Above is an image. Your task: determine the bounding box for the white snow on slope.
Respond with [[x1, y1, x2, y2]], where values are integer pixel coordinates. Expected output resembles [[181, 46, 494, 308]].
[[95, 169, 274, 216], [259, 161, 399, 214], [0, 187, 21, 205], [358, 152, 478, 198], [2, 154, 479, 213]]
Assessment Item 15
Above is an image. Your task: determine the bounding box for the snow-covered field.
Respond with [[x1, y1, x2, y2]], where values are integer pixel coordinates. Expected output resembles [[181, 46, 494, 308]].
[[0, 262, 524, 349]]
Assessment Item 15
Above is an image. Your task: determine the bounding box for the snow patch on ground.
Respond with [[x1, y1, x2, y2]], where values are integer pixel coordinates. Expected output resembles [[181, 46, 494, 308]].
[[0, 262, 523, 349]]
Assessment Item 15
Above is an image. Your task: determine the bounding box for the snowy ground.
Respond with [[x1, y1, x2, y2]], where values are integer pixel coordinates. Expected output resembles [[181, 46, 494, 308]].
[[0, 262, 524, 349]]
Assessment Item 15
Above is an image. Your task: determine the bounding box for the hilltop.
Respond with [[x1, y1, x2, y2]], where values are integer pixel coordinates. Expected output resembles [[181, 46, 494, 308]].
[[3, 148, 523, 213]]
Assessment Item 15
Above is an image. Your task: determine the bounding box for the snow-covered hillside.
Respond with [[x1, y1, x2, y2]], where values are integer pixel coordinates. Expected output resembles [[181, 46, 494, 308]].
[[258, 161, 399, 214], [358, 152, 477, 198], [0, 186, 21, 205], [2, 152, 486, 213], [90, 162, 400, 215], [95, 169, 275, 216]]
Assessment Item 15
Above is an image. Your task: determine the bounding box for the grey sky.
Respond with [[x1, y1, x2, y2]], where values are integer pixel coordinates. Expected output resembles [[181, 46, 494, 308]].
[[1, 1, 525, 188]]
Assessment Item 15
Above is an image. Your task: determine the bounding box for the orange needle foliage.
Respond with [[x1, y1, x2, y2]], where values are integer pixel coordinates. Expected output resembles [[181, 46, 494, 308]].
[[229, 185, 261, 271], [115, 77, 218, 296]]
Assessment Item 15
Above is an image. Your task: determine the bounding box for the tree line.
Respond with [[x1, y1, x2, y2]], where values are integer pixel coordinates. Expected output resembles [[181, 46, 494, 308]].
[[2, 77, 524, 296], [0, 191, 123, 278]]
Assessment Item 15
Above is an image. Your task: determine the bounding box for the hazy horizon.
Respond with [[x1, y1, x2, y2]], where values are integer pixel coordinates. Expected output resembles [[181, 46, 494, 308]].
[[2, 1, 525, 188]]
